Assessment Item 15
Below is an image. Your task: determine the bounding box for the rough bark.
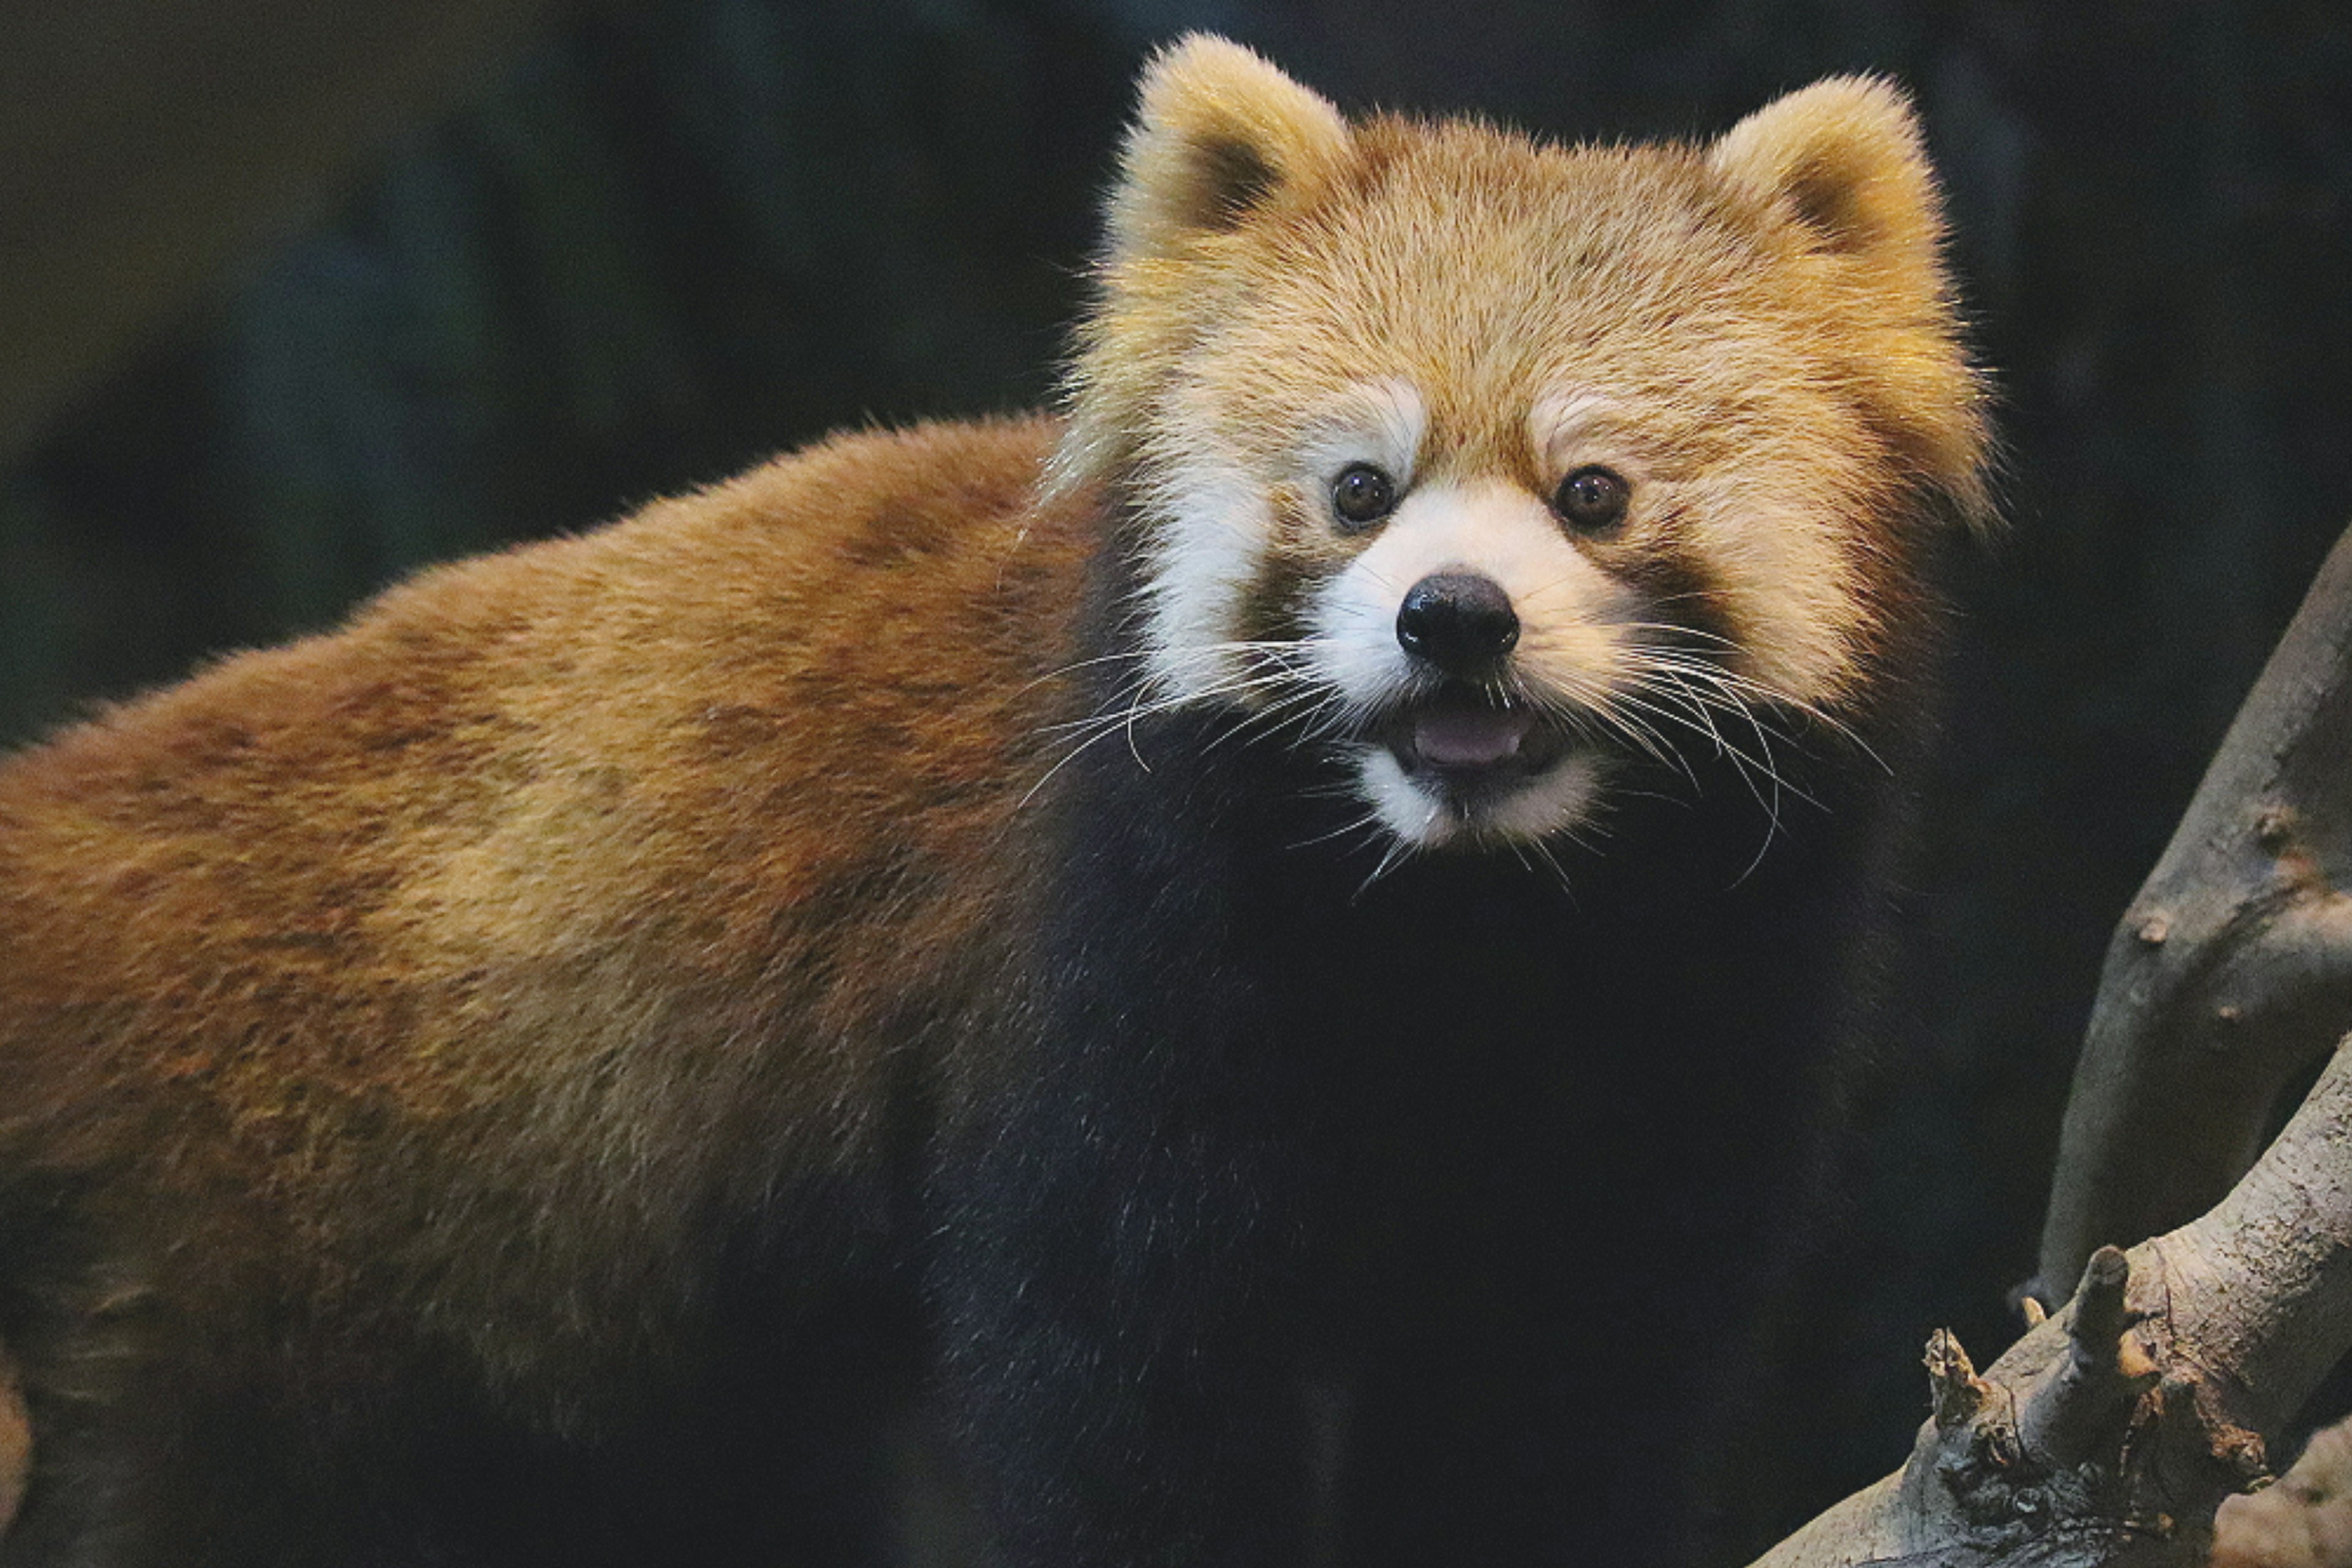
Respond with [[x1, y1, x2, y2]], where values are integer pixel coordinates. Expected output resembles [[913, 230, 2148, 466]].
[[2035, 522, 2352, 1306], [1747, 520, 2352, 1567], [1753, 1037, 2352, 1568]]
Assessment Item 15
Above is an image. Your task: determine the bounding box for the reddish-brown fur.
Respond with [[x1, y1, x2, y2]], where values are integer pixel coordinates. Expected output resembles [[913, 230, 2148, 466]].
[[0, 417, 1083, 1446]]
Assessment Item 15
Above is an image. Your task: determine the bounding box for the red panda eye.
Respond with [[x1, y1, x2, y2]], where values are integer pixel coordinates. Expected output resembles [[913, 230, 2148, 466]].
[[1329, 464, 1398, 530], [1553, 466, 1630, 532]]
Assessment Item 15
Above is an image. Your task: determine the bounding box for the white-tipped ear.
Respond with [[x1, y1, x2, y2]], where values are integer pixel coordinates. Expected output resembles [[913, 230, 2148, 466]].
[[1107, 35, 1351, 262], [1710, 76, 1944, 284]]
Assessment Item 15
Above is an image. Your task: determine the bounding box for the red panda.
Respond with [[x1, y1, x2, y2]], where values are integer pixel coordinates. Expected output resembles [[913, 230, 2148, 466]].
[[0, 36, 1988, 1568]]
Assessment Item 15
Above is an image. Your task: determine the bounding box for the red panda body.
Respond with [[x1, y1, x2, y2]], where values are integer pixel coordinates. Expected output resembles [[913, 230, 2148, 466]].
[[0, 418, 1093, 1562], [0, 39, 1988, 1568]]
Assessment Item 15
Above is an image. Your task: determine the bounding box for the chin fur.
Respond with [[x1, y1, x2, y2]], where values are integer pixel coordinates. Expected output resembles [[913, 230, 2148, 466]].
[[1350, 734, 1607, 851]]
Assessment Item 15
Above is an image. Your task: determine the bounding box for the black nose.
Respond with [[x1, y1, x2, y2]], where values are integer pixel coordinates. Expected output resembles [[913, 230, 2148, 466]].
[[1395, 572, 1520, 677]]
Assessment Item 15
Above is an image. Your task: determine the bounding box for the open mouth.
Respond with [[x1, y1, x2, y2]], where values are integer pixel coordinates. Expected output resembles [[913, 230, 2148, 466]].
[[1377, 685, 1572, 794]]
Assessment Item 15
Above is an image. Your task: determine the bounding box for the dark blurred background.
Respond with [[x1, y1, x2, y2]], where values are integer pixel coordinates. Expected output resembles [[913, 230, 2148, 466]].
[[4, 0, 2348, 1522]]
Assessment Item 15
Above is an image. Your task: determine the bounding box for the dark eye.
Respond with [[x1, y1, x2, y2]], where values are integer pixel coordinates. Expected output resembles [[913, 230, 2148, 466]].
[[1553, 466, 1630, 532], [1330, 464, 1399, 530]]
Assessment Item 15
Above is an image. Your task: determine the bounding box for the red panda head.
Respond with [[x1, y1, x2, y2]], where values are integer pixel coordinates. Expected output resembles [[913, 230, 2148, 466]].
[[1057, 36, 1991, 852]]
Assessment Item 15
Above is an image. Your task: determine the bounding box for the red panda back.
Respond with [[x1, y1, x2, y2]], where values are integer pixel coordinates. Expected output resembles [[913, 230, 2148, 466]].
[[0, 414, 1085, 1424]]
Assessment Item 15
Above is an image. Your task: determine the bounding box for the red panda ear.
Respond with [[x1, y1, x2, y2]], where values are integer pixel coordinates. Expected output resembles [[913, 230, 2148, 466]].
[[1713, 79, 1994, 533], [1107, 35, 1351, 262], [1708, 77, 1945, 296]]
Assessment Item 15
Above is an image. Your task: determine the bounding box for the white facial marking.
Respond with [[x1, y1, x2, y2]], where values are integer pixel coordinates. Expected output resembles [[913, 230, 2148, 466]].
[[1528, 389, 1627, 477], [1480, 751, 1607, 842], [1135, 374, 1873, 856], [1357, 747, 1447, 844], [1136, 449, 1270, 701], [1300, 377, 1426, 491], [1311, 479, 1632, 846], [1311, 479, 1628, 713], [1137, 380, 1427, 704], [1349, 740, 1610, 849]]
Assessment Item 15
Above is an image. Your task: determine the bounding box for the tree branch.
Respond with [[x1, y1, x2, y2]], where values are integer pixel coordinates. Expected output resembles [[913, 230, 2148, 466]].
[[1752, 1037, 2352, 1568], [1744, 521, 2352, 1567], [2036, 522, 2352, 1306]]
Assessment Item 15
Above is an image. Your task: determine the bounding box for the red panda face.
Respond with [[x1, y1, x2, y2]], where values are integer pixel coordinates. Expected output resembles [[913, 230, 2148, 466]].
[[1059, 39, 1990, 853]]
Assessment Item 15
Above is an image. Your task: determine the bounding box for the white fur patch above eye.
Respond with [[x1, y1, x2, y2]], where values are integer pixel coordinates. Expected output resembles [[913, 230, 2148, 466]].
[[1298, 378, 1427, 492], [1528, 388, 1627, 477]]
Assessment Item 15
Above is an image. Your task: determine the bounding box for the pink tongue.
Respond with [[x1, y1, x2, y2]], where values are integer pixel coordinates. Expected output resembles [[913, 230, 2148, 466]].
[[1415, 707, 1531, 767]]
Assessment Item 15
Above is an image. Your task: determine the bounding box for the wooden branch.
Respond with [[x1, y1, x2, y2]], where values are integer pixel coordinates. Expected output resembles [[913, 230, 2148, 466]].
[[1743, 522, 2352, 1566], [1752, 1036, 2352, 1568], [2035, 521, 2352, 1306]]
